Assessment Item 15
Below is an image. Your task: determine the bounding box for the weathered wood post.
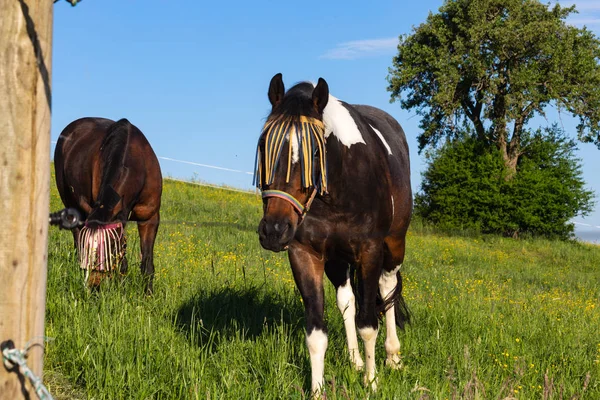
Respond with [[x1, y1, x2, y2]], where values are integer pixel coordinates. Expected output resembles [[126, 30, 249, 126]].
[[0, 0, 53, 397]]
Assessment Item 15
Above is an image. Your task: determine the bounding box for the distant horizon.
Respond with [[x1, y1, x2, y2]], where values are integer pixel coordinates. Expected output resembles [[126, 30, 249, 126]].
[[574, 226, 600, 244]]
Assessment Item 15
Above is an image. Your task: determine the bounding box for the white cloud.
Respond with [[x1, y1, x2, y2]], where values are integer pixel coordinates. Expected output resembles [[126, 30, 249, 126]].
[[554, 1, 600, 32], [320, 37, 398, 60]]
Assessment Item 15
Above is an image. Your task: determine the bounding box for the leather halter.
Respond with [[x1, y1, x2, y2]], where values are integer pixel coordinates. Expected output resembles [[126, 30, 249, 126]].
[[262, 188, 318, 223]]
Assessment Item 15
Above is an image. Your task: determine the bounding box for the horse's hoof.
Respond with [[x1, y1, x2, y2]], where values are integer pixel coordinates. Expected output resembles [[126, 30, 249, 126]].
[[145, 283, 154, 296], [349, 350, 364, 371], [385, 354, 403, 370], [351, 358, 364, 371], [310, 391, 326, 400], [363, 374, 378, 391]]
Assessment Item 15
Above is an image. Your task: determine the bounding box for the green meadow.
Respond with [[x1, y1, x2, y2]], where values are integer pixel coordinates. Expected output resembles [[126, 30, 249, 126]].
[[45, 176, 600, 399]]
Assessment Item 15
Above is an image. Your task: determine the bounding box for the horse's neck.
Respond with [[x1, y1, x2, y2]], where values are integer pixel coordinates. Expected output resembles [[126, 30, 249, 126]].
[[323, 139, 388, 208]]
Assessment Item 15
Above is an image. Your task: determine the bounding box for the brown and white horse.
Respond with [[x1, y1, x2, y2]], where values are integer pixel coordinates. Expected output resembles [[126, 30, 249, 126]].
[[254, 74, 412, 395], [54, 117, 162, 293]]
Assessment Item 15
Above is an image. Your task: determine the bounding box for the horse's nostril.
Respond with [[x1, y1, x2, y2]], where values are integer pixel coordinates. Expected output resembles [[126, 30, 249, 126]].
[[260, 218, 293, 241], [259, 219, 268, 237], [273, 221, 291, 236]]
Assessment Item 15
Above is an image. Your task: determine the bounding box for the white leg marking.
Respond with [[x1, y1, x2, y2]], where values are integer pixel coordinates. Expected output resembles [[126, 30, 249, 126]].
[[359, 326, 379, 391], [379, 265, 402, 369], [336, 274, 364, 370], [369, 124, 393, 155], [306, 329, 328, 396]]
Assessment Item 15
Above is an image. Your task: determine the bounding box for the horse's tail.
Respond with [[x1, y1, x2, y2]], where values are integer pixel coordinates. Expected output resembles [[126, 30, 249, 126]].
[[376, 270, 410, 329], [87, 119, 131, 226]]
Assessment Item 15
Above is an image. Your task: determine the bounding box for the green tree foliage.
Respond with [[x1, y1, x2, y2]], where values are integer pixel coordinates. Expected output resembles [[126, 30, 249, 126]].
[[416, 126, 595, 239], [388, 0, 600, 173]]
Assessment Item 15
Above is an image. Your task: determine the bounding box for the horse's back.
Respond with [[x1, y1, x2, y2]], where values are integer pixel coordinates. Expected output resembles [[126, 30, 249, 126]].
[[54, 117, 161, 217], [352, 105, 410, 166], [55, 117, 114, 170]]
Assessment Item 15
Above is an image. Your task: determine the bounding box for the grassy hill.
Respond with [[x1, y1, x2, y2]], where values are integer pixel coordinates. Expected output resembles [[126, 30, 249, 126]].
[[45, 176, 600, 399]]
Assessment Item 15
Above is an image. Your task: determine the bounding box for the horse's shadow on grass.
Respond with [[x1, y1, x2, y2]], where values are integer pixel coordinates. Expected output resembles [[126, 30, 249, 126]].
[[174, 284, 304, 350]]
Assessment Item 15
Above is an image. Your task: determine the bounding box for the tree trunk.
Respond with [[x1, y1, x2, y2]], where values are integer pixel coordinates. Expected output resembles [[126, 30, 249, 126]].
[[498, 138, 519, 178], [0, 0, 53, 398], [498, 116, 526, 179]]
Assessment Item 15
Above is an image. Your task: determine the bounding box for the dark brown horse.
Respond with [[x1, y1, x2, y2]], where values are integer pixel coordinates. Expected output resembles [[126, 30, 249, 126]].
[[254, 74, 412, 395], [54, 117, 162, 293]]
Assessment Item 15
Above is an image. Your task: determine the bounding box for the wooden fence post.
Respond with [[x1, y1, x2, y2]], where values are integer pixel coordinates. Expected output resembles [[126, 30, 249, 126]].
[[0, 0, 53, 398]]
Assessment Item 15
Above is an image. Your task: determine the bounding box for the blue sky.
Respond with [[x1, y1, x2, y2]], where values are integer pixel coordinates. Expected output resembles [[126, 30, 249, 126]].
[[51, 0, 600, 238]]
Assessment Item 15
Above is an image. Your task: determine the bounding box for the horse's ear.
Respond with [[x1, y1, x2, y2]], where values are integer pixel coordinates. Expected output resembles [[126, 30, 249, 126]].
[[312, 78, 329, 114], [268, 73, 285, 108]]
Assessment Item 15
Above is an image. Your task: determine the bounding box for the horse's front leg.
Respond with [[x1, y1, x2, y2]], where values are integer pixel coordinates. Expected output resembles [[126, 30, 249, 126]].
[[356, 241, 384, 391], [137, 212, 159, 294], [289, 244, 327, 398], [71, 227, 81, 250], [325, 260, 364, 370]]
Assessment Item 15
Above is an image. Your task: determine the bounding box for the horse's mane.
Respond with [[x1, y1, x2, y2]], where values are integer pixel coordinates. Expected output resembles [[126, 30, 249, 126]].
[[272, 82, 315, 117], [100, 118, 131, 191], [87, 119, 131, 225]]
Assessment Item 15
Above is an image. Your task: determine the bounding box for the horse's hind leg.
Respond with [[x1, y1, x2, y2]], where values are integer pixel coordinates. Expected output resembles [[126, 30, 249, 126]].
[[137, 212, 159, 294], [356, 241, 384, 390], [380, 236, 409, 369], [325, 260, 364, 370]]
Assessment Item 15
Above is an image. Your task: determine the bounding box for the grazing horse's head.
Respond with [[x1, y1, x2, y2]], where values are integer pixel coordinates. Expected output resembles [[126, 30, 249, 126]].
[[78, 185, 127, 286], [255, 73, 329, 252]]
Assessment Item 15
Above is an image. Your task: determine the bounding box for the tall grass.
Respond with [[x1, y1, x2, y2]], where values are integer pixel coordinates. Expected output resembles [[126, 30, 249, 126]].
[[44, 177, 600, 399]]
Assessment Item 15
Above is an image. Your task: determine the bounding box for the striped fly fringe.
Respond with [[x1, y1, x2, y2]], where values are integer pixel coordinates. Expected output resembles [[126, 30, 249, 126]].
[[254, 115, 328, 194], [78, 223, 126, 284]]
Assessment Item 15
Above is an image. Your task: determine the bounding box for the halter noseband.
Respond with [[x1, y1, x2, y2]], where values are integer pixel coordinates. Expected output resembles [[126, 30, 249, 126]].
[[262, 188, 318, 222]]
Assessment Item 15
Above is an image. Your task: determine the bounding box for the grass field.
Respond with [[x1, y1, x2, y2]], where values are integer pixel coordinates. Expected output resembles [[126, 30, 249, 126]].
[[44, 176, 600, 399]]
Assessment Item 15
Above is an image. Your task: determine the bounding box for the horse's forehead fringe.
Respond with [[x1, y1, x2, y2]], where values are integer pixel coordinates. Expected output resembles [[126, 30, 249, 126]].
[[263, 114, 324, 128]]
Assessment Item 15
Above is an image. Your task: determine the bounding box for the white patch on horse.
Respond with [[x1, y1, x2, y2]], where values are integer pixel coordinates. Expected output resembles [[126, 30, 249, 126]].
[[358, 326, 379, 390], [336, 272, 364, 370], [322, 95, 366, 148], [379, 265, 402, 369], [289, 127, 300, 163], [369, 124, 392, 155], [391, 196, 395, 220], [306, 329, 328, 395]]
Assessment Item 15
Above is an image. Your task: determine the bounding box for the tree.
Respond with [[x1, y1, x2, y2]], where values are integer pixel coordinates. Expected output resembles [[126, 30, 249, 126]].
[[388, 0, 600, 175], [415, 126, 595, 238]]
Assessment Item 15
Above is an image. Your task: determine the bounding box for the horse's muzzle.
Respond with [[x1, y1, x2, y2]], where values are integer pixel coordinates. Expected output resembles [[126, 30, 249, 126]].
[[258, 217, 295, 252], [78, 222, 126, 286]]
